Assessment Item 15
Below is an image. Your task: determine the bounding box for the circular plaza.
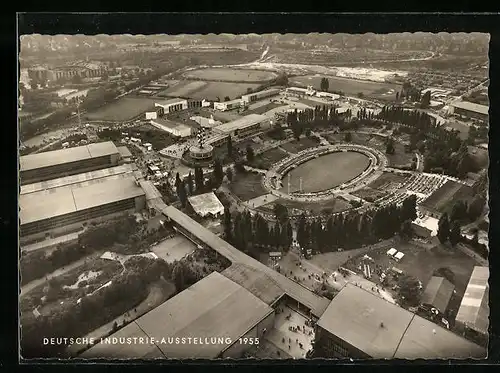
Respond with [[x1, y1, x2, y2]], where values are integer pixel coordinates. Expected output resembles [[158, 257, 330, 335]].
[[263, 144, 388, 202]]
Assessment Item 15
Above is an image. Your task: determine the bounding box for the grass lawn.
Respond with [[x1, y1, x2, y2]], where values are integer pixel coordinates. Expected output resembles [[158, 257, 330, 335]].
[[189, 82, 262, 101], [183, 68, 277, 82], [249, 148, 289, 170], [245, 102, 287, 115], [228, 172, 268, 201], [84, 97, 157, 122], [344, 240, 477, 300], [280, 137, 320, 154], [291, 75, 401, 101], [281, 151, 370, 193]]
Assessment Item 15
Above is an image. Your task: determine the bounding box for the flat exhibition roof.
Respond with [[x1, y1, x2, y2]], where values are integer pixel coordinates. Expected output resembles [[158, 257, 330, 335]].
[[81, 272, 274, 359], [20, 164, 137, 195], [317, 284, 486, 359], [20, 141, 119, 172], [452, 101, 489, 115], [20, 176, 145, 225], [317, 284, 414, 359], [187, 192, 224, 217], [214, 114, 268, 133]]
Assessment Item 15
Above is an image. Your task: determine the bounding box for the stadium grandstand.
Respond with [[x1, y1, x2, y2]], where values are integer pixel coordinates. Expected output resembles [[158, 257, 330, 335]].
[[81, 272, 275, 359], [241, 88, 280, 104], [20, 141, 120, 185], [314, 284, 486, 359], [419, 180, 474, 219]]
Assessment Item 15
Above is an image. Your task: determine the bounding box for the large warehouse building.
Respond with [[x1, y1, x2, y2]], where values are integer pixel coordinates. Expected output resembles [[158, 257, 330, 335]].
[[314, 284, 486, 359], [455, 266, 490, 336], [449, 101, 489, 122], [213, 114, 270, 139], [20, 141, 121, 185], [81, 272, 275, 359], [20, 174, 145, 240]]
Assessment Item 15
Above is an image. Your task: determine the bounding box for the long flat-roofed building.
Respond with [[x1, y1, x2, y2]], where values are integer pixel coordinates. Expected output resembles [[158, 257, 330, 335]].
[[450, 101, 489, 121], [81, 272, 275, 359], [161, 206, 330, 319], [213, 114, 270, 139], [314, 284, 486, 359], [20, 175, 145, 239], [20, 141, 120, 185], [154, 98, 188, 114], [241, 88, 280, 104], [455, 266, 490, 336]]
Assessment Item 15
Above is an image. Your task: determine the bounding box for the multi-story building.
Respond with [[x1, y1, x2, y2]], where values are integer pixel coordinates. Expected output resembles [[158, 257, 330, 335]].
[[20, 141, 121, 185]]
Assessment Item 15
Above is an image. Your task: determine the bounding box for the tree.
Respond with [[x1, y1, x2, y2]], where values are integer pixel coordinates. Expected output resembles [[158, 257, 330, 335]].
[[176, 180, 187, 207], [213, 158, 224, 185], [175, 172, 181, 189], [225, 167, 233, 182], [396, 91, 400, 101], [449, 221, 462, 247], [186, 172, 194, 195], [344, 132, 352, 142], [246, 145, 255, 162], [420, 90, 431, 109], [320, 77, 330, 92], [467, 195, 485, 221], [246, 87, 253, 94], [223, 208, 232, 243], [273, 203, 289, 224], [357, 92, 365, 99], [386, 138, 395, 155], [437, 213, 450, 244], [399, 220, 414, 241], [398, 275, 421, 307], [112, 321, 118, 332], [224, 96, 231, 102], [194, 167, 204, 192], [227, 135, 233, 157]]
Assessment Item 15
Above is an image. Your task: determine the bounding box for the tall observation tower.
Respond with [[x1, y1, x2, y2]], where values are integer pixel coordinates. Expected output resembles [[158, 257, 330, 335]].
[[189, 127, 214, 161]]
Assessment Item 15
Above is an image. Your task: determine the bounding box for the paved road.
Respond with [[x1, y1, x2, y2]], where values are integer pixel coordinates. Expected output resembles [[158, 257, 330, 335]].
[[20, 251, 103, 298]]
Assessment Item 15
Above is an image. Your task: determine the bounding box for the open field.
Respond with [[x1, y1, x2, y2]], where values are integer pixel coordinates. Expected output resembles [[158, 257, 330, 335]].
[[245, 102, 287, 115], [84, 97, 157, 122], [291, 75, 401, 101], [281, 151, 371, 193], [229, 172, 268, 201], [150, 235, 198, 263], [420, 181, 475, 214], [280, 137, 320, 154], [156, 80, 262, 101], [249, 148, 289, 170], [259, 197, 351, 216], [184, 68, 278, 82], [190, 82, 262, 101], [344, 240, 478, 306]]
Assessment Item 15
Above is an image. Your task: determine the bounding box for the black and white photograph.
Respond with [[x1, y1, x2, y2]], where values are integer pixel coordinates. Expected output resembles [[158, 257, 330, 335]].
[[18, 25, 490, 360]]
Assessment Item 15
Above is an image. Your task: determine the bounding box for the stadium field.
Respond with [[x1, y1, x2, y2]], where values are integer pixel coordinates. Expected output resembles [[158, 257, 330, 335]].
[[281, 151, 371, 193]]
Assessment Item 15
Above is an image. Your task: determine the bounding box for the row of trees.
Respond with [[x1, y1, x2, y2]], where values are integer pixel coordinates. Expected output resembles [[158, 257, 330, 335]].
[[378, 106, 479, 178], [224, 208, 293, 258], [296, 195, 417, 252]]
